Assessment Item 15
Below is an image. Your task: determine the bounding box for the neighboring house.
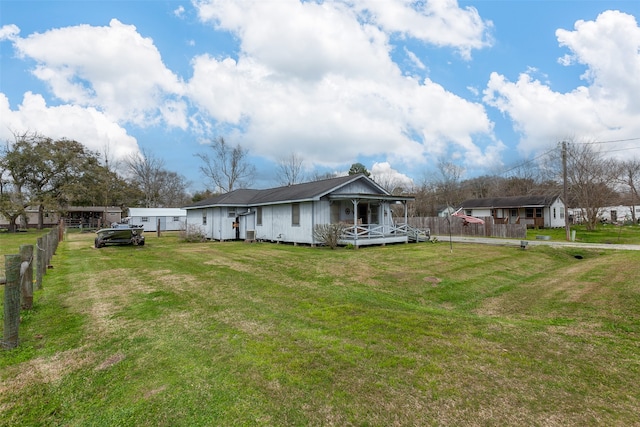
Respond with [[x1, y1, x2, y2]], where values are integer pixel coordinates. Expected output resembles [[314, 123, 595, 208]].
[[1, 206, 121, 229], [436, 205, 456, 217], [65, 206, 122, 228], [570, 205, 640, 224], [183, 174, 416, 247], [128, 208, 187, 231], [459, 195, 565, 228]]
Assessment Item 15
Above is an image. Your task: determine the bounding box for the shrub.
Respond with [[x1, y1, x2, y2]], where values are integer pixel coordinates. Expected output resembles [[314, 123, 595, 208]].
[[313, 223, 347, 249], [179, 223, 207, 243]]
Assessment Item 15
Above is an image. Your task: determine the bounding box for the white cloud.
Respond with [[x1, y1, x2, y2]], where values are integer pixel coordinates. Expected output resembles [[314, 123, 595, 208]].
[[404, 47, 427, 71], [350, 0, 493, 60], [556, 10, 640, 112], [10, 19, 187, 128], [196, 0, 396, 80], [174, 5, 186, 18], [0, 91, 140, 162], [0, 24, 20, 41], [191, 0, 498, 170], [483, 10, 640, 156], [370, 162, 414, 190]]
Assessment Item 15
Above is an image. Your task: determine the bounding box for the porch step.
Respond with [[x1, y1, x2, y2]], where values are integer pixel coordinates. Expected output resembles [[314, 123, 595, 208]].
[[407, 226, 431, 242]]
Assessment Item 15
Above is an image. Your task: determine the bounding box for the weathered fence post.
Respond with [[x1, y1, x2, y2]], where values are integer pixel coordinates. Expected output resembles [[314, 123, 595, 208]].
[[36, 236, 44, 290], [20, 244, 34, 310], [2, 254, 21, 349], [58, 219, 65, 242]]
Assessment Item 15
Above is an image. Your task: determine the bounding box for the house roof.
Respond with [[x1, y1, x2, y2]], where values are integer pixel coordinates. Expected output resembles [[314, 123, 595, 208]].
[[63, 206, 122, 213], [184, 174, 403, 209], [128, 208, 186, 217], [460, 195, 562, 209]]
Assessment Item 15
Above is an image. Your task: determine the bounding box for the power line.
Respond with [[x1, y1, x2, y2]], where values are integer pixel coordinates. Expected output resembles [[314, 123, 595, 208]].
[[579, 137, 640, 145]]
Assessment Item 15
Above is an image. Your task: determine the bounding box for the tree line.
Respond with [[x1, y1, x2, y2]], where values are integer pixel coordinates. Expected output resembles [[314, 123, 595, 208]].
[[2, 132, 638, 232], [0, 132, 193, 231], [410, 143, 640, 231]]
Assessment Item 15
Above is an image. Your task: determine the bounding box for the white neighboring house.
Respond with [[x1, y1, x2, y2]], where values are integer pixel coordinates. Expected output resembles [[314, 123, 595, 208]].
[[128, 208, 186, 232], [570, 205, 640, 224]]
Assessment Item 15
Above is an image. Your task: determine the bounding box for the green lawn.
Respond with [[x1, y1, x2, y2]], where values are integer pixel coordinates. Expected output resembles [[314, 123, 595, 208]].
[[1, 231, 639, 426], [527, 223, 640, 244]]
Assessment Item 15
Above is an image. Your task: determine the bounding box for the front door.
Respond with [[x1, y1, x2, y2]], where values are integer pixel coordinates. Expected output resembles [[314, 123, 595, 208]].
[[510, 209, 518, 224], [358, 203, 368, 225]]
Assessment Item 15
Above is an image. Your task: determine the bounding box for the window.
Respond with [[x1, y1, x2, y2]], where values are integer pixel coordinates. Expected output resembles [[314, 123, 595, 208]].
[[256, 207, 262, 226], [292, 203, 300, 226], [173, 217, 180, 222], [141, 217, 149, 222], [553, 208, 556, 219], [228, 208, 236, 218], [370, 204, 379, 224], [202, 213, 207, 225], [525, 208, 542, 218]]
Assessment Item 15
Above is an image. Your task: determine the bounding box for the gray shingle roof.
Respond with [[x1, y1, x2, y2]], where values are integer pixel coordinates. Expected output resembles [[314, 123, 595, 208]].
[[185, 174, 378, 209], [460, 195, 561, 209]]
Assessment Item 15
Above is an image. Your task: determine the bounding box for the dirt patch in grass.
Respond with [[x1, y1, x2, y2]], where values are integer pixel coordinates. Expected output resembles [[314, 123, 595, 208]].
[[203, 257, 254, 272], [96, 352, 126, 371], [0, 346, 94, 400]]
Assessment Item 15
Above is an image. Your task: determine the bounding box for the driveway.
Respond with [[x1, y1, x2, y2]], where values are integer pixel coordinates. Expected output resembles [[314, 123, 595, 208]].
[[431, 235, 640, 251]]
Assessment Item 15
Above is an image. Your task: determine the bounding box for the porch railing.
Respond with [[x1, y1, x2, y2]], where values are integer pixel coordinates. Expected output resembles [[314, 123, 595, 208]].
[[341, 222, 426, 240]]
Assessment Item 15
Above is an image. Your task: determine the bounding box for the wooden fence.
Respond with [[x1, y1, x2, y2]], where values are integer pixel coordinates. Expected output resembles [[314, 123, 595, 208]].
[[404, 216, 527, 239], [1, 224, 63, 349]]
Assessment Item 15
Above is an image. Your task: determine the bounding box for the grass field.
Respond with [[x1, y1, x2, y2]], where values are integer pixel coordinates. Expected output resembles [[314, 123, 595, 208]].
[[1, 230, 640, 426], [527, 223, 640, 244]]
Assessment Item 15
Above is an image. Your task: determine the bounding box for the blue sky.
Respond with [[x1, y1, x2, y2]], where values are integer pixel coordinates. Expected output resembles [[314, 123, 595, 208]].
[[2, 0, 640, 192]]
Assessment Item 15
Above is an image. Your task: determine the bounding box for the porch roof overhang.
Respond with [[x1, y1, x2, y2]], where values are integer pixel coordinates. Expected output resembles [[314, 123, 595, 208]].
[[328, 193, 414, 203]]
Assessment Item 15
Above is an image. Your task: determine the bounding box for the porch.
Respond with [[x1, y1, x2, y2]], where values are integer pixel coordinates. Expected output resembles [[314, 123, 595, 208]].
[[338, 223, 430, 247]]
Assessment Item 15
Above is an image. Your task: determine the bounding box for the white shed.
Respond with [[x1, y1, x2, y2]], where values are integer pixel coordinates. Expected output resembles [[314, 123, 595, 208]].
[[128, 208, 186, 231]]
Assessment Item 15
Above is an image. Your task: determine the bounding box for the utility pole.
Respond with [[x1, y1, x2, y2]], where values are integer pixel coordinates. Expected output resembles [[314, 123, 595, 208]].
[[562, 141, 571, 241]]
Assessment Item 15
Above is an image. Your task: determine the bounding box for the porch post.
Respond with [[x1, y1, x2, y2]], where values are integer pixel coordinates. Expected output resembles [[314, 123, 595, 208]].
[[404, 201, 408, 225], [352, 199, 359, 246]]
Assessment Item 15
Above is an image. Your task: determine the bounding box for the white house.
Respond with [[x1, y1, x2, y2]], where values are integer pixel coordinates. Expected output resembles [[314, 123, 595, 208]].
[[183, 174, 419, 247], [128, 208, 186, 231], [570, 205, 640, 224], [459, 195, 566, 228]]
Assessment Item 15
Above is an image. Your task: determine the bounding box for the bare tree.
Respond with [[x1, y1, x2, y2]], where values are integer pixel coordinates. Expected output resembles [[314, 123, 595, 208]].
[[618, 158, 640, 222], [309, 170, 338, 182], [372, 171, 410, 195], [276, 152, 305, 186], [196, 137, 255, 193], [545, 142, 621, 230], [436, 158, 465, 207], [126, 149, 166, 208], [125, 149, 189, 208]]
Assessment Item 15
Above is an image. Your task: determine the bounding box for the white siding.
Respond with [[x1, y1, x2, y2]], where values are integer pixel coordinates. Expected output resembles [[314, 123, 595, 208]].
[[470, 208, 492, 217], [548, 198, 566, 228], [332, 180, 381, 195], [598, 206, 636, 222]]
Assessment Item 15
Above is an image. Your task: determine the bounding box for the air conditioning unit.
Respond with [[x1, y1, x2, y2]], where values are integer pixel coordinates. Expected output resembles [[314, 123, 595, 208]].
[[246, 230, 256, 241]]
